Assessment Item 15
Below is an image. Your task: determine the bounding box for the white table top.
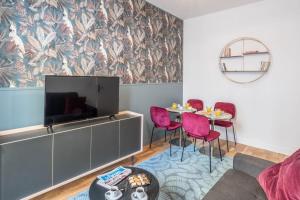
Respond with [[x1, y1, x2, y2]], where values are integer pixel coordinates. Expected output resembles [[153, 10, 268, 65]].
[[166, 107, 197, 114], [196, 110, 232, 121]]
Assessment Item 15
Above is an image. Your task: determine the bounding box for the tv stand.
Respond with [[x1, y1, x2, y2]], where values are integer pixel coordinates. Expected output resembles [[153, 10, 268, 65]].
[[109, 115, 116, 120], [46, 125, 54, 134], [0, 111, 143, 200]]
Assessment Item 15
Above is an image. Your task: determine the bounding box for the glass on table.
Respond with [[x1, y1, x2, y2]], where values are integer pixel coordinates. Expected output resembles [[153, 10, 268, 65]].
[[171, 103, 177, 109]]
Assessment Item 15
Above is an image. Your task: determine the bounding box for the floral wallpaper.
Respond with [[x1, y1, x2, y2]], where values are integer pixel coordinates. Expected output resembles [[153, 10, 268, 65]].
[[0, 0, 183, 87]]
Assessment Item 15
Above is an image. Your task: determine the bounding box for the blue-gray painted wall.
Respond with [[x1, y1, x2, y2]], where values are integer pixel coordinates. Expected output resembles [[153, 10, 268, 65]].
[[0, 83, 183, 145], [0, 87, 44, 130]]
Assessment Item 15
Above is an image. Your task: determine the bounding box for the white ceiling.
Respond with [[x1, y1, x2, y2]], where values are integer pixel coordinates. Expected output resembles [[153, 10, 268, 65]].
[[146, 0, 263, 19]]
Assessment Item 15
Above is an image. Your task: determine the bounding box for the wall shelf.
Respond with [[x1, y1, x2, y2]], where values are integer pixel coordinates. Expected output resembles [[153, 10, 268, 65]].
[[220, 51, 270, 59], [222, 70, 267, 73], [220, 55, 243, 58], [219, 37, 272, 84], [243, 51, 270, 55]]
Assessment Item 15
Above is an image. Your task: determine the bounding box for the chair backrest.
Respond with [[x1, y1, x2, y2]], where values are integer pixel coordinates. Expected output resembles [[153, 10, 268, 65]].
[[214, 102, 236, 118], [150, 106, 171, 128], [187, 99, 204, 111], [182, 112, 210, 137]]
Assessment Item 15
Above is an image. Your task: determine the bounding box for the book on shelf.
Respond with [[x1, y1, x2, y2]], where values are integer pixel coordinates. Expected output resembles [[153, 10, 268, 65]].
[[223, 47, 231, 57], [96, 166, 132, 189], [220, 63, 227, 72]]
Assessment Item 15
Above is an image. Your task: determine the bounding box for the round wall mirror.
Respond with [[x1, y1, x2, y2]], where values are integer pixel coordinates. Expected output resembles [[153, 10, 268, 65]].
[[219, 37, 271, 84]]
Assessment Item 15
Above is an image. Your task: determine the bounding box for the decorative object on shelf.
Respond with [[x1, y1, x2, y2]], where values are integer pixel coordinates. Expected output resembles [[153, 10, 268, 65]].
[[261, 61, 271, 71], [220, 63, 227, 72], [219, 37, 272, 83]]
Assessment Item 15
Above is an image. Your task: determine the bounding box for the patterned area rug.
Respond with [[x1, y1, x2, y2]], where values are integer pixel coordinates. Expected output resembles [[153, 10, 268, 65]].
[[69, 145, 232, 200]]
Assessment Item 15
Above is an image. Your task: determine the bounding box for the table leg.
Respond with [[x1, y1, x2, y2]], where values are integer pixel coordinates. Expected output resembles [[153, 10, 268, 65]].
[[169, 127, 191, 147], [169, 113, 192, 148], [131, 156, 135, 166], [179, 127, 182, 147], [211, 120, 215, 156]]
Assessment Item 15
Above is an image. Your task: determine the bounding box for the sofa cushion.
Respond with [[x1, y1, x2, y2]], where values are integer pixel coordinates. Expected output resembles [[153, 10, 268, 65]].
[[233, 153, 274, 178], [203, 169, 267, 200], [257, 149, 300, 200]]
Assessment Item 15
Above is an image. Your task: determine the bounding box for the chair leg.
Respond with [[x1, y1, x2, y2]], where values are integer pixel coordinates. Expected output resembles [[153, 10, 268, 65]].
[[225, 128, 229, 152], [169, 133, 172, 156], [232, 125, 237, 146], [180, 127, 184, 145], [181, 137, 187, 162], [194, 139, 197, 152], [217, 138, 222, 161], [209, 141, 212, 173], [164, 130, 167, 142], [149, 126, 155, 149]]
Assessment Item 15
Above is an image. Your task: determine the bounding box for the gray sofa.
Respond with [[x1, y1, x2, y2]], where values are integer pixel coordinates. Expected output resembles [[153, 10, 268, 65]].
[[203, 153, 275, 200]]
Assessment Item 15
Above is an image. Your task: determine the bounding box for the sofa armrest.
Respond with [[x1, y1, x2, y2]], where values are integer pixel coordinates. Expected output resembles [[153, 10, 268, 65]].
[[233, 153, 275, 178]]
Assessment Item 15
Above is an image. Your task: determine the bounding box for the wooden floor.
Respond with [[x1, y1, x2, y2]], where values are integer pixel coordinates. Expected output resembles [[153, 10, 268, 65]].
[[32, 138, 287, 200]]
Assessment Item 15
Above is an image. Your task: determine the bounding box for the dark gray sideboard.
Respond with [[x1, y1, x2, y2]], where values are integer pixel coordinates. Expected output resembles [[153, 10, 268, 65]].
[[0, 111, 143, 200]]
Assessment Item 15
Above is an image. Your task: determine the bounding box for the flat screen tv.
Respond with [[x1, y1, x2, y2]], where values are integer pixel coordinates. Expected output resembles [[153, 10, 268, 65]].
[[44, 75, 119, 126]]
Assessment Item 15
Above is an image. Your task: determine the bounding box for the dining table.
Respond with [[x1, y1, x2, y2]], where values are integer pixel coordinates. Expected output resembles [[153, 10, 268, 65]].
[[196, 110, 232, 130], [195, 110, 232, 157], [166, 106, 197, 147]]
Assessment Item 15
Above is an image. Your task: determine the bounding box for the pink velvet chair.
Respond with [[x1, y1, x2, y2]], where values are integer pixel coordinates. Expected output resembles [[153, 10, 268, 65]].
[[182, 112, 222, 173], [187, 99, 204, 111], [149, 106, 182, 148], [214, 102, 236, 152]]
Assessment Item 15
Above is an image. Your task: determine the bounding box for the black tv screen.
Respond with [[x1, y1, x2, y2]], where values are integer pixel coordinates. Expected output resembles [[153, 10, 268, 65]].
[[44, 76, 119, 126]]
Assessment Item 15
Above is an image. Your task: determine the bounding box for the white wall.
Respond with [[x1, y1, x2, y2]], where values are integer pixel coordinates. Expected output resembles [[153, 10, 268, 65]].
[[183, 0, 300, 155]]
